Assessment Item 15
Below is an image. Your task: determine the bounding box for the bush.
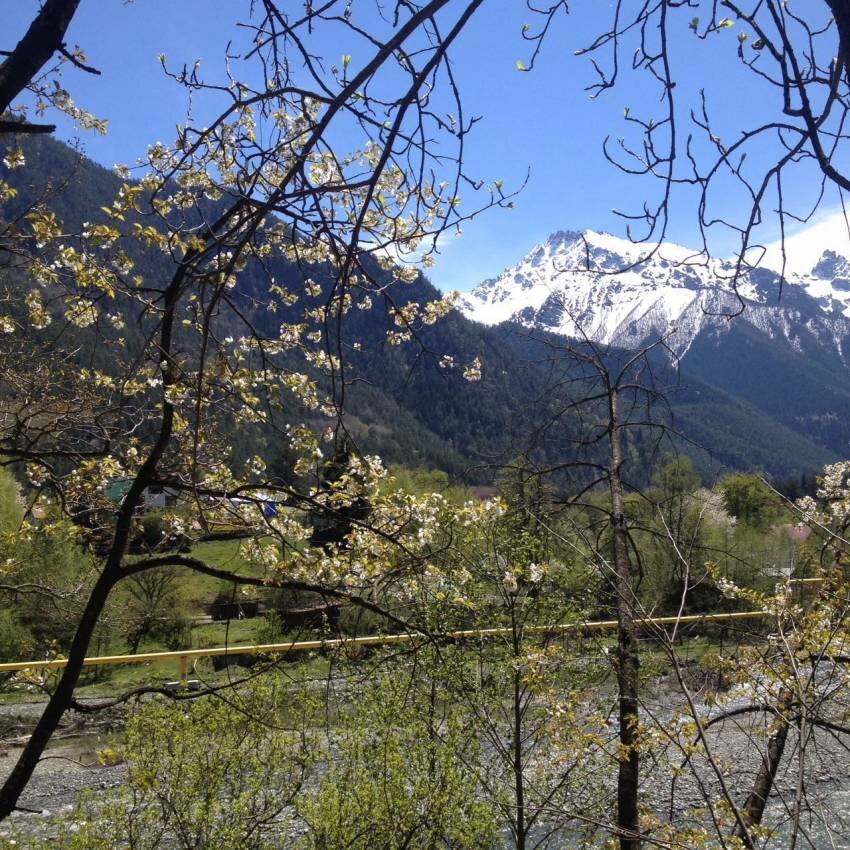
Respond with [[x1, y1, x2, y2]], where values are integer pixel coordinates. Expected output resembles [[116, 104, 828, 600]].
[[20, 679, 321, 850], [139, 510, 165, 549], [296, 673, 498, 850], [0, 608, 32, 663]]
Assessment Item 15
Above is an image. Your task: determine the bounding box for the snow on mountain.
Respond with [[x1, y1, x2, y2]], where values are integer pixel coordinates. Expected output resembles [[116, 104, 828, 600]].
[[459, 228, 850, 358], [795, 251, 850, 318]]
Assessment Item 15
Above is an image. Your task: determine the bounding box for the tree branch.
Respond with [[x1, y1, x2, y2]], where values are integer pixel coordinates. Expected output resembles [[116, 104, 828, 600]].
[[0, 0, 81, 115]]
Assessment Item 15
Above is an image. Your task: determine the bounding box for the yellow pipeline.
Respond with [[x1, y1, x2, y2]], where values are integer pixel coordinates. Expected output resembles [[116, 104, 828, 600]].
[[0, 609, 770, 674]]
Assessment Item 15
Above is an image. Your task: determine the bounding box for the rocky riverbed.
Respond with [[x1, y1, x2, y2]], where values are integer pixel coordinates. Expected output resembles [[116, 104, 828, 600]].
[[0, 700, 127, 844], [5, 679, 850, 848]]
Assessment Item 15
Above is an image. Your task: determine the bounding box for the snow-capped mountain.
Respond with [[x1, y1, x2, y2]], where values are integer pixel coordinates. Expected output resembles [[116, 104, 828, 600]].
[[797, 250, 850, 317], [460, 229, 850, 359]]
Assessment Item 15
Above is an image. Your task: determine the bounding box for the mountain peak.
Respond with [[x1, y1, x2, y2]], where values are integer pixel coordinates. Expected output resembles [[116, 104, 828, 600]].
[[812, 249, 850, 281], [460, 228, 850, 357], [795, 249, 850, 314]]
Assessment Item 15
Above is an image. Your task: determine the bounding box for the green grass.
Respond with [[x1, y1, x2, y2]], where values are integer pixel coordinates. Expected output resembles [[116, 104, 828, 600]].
[[70, 646, 336, 697], [56, 536, 306, 695], [173, 539, 253, 605], [193, 618, 260, 647]]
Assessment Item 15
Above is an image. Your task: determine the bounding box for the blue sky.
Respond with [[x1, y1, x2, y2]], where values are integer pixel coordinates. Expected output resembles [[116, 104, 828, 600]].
[[4, 0, 845, 291]]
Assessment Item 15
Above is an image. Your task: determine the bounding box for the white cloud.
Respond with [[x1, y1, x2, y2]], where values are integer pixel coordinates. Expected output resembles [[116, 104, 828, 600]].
[[760, 208, 850, 275]]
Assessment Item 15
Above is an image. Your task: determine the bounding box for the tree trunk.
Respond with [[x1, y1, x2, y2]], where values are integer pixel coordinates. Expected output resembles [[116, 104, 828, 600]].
[[731, 689, 793, 848], [0, 567, 114, 818], [608, 388, 641, 850], [0, 267, 183, 820], [510, 604, 527, 850]]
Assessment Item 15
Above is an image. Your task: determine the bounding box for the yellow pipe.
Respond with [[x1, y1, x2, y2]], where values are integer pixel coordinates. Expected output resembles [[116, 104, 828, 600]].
[[0, 609, 769, 674]]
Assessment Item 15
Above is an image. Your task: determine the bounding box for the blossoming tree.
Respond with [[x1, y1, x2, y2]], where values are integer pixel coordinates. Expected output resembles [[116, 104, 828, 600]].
[[0, 0, 508, 819]]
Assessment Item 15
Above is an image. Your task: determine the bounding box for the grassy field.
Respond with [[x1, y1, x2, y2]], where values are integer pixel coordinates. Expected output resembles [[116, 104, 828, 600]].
[[1, 536, 333, 699]]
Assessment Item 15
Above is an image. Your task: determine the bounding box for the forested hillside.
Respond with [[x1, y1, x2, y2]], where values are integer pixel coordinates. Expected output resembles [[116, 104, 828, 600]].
[[0, 136, 837, 483]]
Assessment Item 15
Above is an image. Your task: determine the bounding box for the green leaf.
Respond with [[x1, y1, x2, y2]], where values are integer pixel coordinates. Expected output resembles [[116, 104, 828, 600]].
[[516, 60, 527, 71], [689, 17, 699, 31]]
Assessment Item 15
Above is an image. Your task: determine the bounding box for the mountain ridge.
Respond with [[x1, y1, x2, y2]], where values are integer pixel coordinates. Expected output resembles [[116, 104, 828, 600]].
[[460, 228, 850, 361]]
